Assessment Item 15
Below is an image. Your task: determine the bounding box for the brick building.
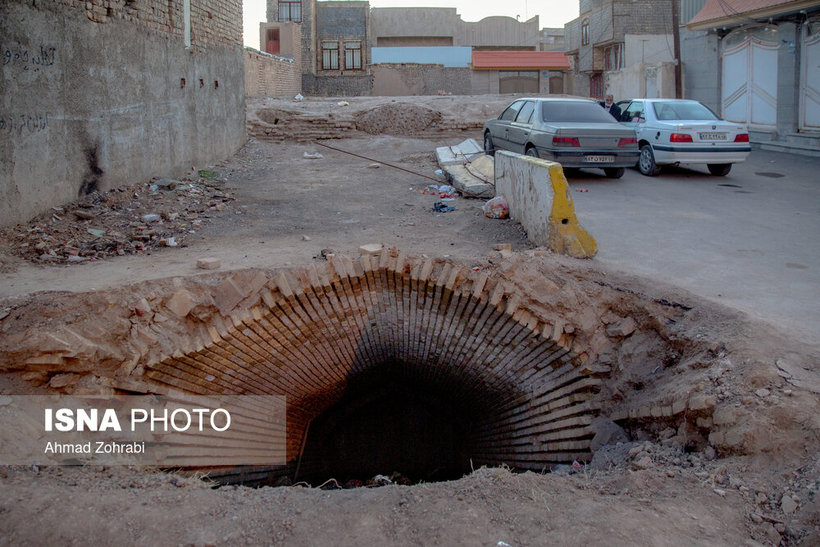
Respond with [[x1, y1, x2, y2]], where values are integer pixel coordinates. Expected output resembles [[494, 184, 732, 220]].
[[259, 0, 569, 96], [263, 0, 370, 95], [370, 9, 568, 95], [538, 28, 566, 52], [565, 0, 676, 100], [1, 0, 247, 226]]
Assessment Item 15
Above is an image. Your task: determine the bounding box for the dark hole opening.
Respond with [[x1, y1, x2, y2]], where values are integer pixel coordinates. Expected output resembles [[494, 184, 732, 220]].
[[298, 367, 476, 486]]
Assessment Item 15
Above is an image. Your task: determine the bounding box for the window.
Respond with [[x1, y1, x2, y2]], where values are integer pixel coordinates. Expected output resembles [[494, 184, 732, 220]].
[[515, 101, 536, 124], [500, 100, 525, 121], [652, 101, 718, 121], [344, 41, 362, 70], [540, 100, 619, 123], [590, 72, 603, 99], [265, 29, 280, 55], [581, 19, 590, 46], [604, 43, 624, 71], [279, 0, 301, 22], [322, 41, 339, 70], [622, 101, 645, 123]]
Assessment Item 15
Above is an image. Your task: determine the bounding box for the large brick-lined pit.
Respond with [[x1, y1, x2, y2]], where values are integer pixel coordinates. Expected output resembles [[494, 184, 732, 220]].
[[144, 251, 600, 482], [3, 251, 748, 485]]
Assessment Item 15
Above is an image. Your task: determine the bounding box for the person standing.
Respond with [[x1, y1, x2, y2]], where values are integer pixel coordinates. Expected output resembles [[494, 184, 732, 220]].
[[599, 94, 621, 120]]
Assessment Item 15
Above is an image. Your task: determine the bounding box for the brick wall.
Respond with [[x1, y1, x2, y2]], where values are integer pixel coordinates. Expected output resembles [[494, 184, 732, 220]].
[[370, 7, 539, 48], [314, 2, 368, 81], [245, 49, 302, 97], [302, 0, 315, 74], [302, 73, 373, 96], [372, 64, 471, 96], [566, 0, 674, 54], [681, 28, 719, 110], [613, 0, 673, 36], [1, 0, 246, 226], [54, 0, 243, 49], [316, 3, 367, 37]]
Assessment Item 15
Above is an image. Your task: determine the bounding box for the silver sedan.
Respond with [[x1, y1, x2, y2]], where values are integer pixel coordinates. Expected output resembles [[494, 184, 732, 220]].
[[482, 97, 640, 179]]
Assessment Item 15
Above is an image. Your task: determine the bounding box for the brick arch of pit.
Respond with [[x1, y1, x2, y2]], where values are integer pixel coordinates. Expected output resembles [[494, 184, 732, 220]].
[[139, 252, 603, 477]]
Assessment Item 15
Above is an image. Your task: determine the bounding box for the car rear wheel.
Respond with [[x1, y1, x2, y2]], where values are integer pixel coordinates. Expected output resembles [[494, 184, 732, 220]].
[[707, 163, 732, 176], [484, 132, 495, 157], [638, 144, 661, 176], [525, 146, 539, 158], [604, 167, 625, 179]]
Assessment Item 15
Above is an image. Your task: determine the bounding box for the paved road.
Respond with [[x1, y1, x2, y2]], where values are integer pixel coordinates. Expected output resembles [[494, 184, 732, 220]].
[[568, 149, 820, 346]]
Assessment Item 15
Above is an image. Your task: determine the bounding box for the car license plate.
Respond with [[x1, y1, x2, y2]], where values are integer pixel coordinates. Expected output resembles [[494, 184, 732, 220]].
[[699, 132, 727, 140], [583, 155, 615, 163]]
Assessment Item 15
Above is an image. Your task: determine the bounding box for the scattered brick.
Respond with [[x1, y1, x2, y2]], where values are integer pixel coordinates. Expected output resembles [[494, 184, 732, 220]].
[[197, 258, 222, 270]]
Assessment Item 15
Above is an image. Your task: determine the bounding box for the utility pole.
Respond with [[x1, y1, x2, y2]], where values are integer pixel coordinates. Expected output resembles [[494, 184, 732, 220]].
[[672, 0, 683, 98]]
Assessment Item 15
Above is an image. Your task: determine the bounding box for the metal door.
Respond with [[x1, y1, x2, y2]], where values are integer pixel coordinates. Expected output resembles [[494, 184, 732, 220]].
[[499, 71, 539, 94], [721, 27, 778, 128], [800, 19, 820, 131]]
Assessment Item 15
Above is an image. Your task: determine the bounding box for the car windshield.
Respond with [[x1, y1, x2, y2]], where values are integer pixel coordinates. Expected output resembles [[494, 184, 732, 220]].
[[541, 101, 618, 124], [652, 101, 719, 121]]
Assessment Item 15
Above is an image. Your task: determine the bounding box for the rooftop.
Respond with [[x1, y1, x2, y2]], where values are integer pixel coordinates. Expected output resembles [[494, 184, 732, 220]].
[[471, 50, 570, 70], [687, 0, 819, 30]]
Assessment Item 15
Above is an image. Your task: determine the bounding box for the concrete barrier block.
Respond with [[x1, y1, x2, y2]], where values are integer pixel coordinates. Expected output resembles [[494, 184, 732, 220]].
[[494, 151, 597, 258]]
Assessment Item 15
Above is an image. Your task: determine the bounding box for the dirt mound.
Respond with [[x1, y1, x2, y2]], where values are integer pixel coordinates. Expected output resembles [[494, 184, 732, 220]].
[[355, 103, 443, 135]]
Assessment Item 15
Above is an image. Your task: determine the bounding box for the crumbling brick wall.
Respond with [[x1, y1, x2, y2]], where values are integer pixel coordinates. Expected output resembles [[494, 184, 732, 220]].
[[1, 0, 246, 226], [59, 0, 242, 49], [245, 49, 302, 97], [301, 73, 373, 97], [371, 64, 472, 96]]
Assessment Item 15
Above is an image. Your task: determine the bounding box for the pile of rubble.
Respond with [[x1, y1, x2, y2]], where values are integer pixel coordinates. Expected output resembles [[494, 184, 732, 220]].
[[0, 171, 235, 265]]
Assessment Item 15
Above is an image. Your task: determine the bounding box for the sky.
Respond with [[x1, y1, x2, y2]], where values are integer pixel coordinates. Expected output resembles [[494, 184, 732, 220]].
[[242, 0, 580, 50]]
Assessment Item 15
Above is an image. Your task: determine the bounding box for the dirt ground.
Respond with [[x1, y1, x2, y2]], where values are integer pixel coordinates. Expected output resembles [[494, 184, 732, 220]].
[[0, 96, 818, 546], [1, 451, 816, 546]]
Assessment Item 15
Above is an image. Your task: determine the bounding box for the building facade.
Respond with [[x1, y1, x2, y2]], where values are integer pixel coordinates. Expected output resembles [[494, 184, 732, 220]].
[[1, 0, 247, 226], [683, 0, 820, 154], [369, 9, 540, 50], [368, 9, 568, 94], [538, 28, 566, 52], [260, 0, 569, 96], [265, 0, 371, 95], [565, 0, 676, 100]]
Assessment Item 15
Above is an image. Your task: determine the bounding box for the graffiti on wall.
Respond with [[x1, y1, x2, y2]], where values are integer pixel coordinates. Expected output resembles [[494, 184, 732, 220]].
[[1, 44, 56, 72], [0, 113, 49, 136], [1, 43, 56, 137]]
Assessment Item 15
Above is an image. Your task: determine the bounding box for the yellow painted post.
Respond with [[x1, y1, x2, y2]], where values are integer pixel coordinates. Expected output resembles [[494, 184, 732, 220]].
[[546, 164, 598, 258]]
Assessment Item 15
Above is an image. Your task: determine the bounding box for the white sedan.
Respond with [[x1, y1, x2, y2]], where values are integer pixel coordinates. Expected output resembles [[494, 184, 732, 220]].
[[619, 99, 751, 176]]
